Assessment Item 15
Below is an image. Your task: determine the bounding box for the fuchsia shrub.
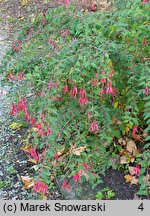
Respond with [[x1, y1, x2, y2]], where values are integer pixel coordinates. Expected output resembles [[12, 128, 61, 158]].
[[6, 0, 150, 198]]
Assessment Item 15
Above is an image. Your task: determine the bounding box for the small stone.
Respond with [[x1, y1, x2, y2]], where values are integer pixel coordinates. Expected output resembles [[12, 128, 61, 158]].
[[0, 171, 3, 176]]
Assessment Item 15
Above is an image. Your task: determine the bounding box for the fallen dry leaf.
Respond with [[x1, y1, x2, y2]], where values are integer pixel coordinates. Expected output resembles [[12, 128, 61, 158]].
[[130, 157, 135, 163], [41, 194, 48, 200], [144, 174, 149, 185], [118, 138, 126, 146], [72, 146, 87, 156], [21, 0, 29, 6], [126, 140, 137, 155], [20, 176, 34, 189], [129, 166, 136, 175], [120, 156, 129, 164], [130, 176, 138, 185], [124, 175, 138, 185], [21, 144, 31, 153], [9, 122, 22, 130], [124, 174, 133, 183], [28, 158, 38, 164], [19, 16, 25, 21], [57, 147, 66, 157]]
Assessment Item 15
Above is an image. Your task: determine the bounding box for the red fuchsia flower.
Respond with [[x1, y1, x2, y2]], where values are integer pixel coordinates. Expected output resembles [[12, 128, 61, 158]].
[[47, 126, 52, 136], [34, 181, 48, 195], [18, 71, 25, 81], [63, 85, 68, 94], [100, 78, 106, 83], [61, 29, 70, 38], [67, 184, 71, 190], [39, 129, 45, 136], [89, 120, 98, 132], [126, 129, 129, 135], [16, 40, 21, 46], [20, 98, 26, 106], [100, 88, 105, 96], [8, 72, 14, 81], [54, 152, 59, 159], [90, 0, 96, 12], [29, 27, 33, 36], [34, 123, 42, 131], [30, 147, 40, 162], [48, 37, 53, 44], [36, 92, 40, 97], [142, 0, 147, 4], [63, 0, 70, 5], [105, 83, 113, 94], [30, 117, 35, 125], [110, 69, 114, 75], [17, 98, 27, 112], [144, 87, 149, 96], [73, 170, 82, 183], [91, 79, 98, 86], [24, 112, 29, 121], [41, 91, 46, 96], [10, 102, 18, 115], [42, 18, 46, 25], [40, 182, 48, 194], [105, 82, 116, 96], [55, 82, 59, 89], [57, 132, 61, 139], [82, 162, 88, 170], [56, 97, 62, 101], [111, 87, 117, 96], [12, 40, 21, 52], [12, 43, 19, 52], [134, 165, 140, 176], [41, 113, 45, 122], [9, 72, 25, 81], [132, 125, 138, 137], [142, 38, 147, 45], [48, 37, 56, 48], [70, 86, 77, 98], [79, 88, 86, 98], [48, 81, 55, 89], [62, 180, 67, 189], [78, 97, 88, 106], [78, 88, 88, 106]]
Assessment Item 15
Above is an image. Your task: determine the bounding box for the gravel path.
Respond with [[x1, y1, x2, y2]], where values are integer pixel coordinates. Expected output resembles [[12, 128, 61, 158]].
[[0, 29, 30, 199], [0, 1, 31, 199]]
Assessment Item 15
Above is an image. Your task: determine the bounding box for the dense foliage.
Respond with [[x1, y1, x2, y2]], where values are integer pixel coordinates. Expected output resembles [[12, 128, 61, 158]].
[[2, 0, 150, 198]]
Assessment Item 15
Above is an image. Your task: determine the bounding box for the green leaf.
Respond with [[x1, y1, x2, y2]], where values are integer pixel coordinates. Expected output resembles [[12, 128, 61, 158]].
[[112, 129, 121, 139], [145, 136, 150, 141]]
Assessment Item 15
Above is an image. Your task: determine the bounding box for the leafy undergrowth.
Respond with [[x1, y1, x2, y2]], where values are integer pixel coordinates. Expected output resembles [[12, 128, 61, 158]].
[[1, 0, 150, 199]]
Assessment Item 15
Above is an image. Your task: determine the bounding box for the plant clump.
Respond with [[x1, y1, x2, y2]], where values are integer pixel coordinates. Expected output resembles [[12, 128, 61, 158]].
[[2, 0, 150, 199]]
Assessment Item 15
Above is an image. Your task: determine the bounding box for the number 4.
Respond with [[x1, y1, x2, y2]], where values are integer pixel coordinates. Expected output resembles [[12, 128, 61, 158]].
[[138, 203, 144, 211]]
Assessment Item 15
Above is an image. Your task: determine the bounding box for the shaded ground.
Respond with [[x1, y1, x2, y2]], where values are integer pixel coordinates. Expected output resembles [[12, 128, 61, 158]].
[[0, 0, 147, 200]]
